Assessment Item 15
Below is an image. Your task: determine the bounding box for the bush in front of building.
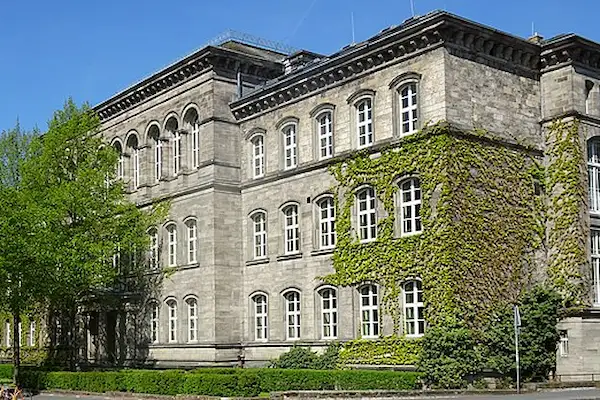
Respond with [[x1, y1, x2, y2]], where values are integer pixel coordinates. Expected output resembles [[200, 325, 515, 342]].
[[18, 368, 420, 395], [269, 343, 341, 369], [0, 364, 13, 381]]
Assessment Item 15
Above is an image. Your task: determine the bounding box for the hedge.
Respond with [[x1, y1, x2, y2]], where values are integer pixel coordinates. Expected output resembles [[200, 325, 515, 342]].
[[0, 364, 12, 381], [19, 368, 420, 396]]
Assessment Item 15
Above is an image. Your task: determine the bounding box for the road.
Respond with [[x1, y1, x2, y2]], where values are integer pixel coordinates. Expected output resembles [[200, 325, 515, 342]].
[[29, 389, 600, 400]]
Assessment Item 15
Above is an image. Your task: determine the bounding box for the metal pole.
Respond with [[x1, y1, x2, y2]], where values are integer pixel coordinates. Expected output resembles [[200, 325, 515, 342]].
[[514, 305, 521, 394]]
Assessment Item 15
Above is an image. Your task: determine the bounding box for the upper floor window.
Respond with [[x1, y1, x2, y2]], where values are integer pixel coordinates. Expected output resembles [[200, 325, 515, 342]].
[[166, 223, 177, 267], [126, 134, 140, 189], [317, 196, 336, 249], [284, 290, 301, 340], [252, 293, 268, 341], [149, 301, 159, 343], [185, 219, 198, 264], [399, 178, 422, 236], [166, 299, 177, 343], [251, 211, 267, 259], [165, 116, 181, 176], [28, 321, 36, 347], [147, 124, 162, 182], [317, 111, 334, 159], [589, 138, 600, 213], [592, 229, 600, 305], [356, 98, 374, 148], [186, 297, 198, 343], [149, 228, 159, 270], [282, 123, 298, 170], [360, 285, 379, 338], [283, 204, 300, 254], [320, 287, 338, 339], [404, 280, 425, 337], [400, 83, 418, 135], [183, 106, 200, 170], [357, 187, 377, 242], [252, 134, 265, 178], [112, 141, 124, 180]]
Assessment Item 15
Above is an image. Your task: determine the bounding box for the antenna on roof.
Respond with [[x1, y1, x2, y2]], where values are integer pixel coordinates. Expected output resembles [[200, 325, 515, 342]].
[[410, 0, 415, 17], [351, 12, 356, 45], [531, 21, 535, 36]]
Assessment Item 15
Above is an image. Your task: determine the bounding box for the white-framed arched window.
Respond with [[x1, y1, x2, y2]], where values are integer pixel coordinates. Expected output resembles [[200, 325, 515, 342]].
[[166, 223, 177, 267], [589, 137, 600, 213], [166, 298, 177, 343], [126, 133, 140, 189], [252, 292, 268, 341], [399, 178, 422, 236], [251, 133, 265, 178], [250, 210, 267, 259], [147, 123, 162, 182], [183, 106, 200, 170], [185, 296, 198, 343], [28, 320, 36, 347], [185, 218, 198, 264], [591, 229, 600, 305], [282, 204, 300, 254], [149, 301, 159, 344], [316, 196, 336, 249], [165, 116, 181, 176], [360, 284, 378, 338], [319, 287, 338, 339], [282, 122, 298, 170], [356, 98, 373, 148], [404, 280, 425, 337], [400, 83, 418, 135], [112, 140, 124, 180], [317, 111, 334, 160], [148, 227, 159, 270], [284, 289, 301, 340], [357, 187, 377, 242]]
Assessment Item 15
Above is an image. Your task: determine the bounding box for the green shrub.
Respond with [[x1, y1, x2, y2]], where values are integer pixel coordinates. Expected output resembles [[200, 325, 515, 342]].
[[0, 364, 13, 380], [270, 343, 341, 370]]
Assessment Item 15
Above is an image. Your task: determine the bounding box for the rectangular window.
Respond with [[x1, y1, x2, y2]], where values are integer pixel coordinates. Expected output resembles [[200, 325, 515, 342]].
[[559, 330, 569, 357], [285, 291, 301, 340], [132, 148, 140, 189], [187, 221, 197, 264], [187, 299, 198, 342], [283, 125, 298, 169], [284, 205, 300, 254], [358, 188, 377, 242], [151, 304, 159, 344], [168, 301, 177, 343], [252, 136, 265, 178], [400, 83, 418, 135], [589, 140, 600, 213], [360, 285, 379, 338], [592, 229, 600, 305], [192, 123, 200, 169], [318, 198, 336, 249], [155, 139, 163, 181], [29, 321, 36, 347], [173, 132, 182, 175], [318, 112, 333, 159], [321, 289, 338, 339], [404, 280, 425, 337], [357, 99, 373, 148], [167, 225, 177, 267], [149, 230, 159, 270], [253, 213, 267, 259], [400, 179, 422, 236]]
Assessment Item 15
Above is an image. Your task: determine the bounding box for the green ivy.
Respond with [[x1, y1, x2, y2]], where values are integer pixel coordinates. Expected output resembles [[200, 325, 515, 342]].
[[339, 336, 422, 365]]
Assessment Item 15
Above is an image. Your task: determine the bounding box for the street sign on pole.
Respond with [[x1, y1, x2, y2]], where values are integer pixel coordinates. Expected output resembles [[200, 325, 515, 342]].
[[514, 305, 521, 394]]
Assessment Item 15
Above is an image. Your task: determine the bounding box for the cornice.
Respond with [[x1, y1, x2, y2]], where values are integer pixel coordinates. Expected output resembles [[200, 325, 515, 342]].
[[230, 12, 542, 121], [541, 34, 600, 73], [94, 46, 283, 123]]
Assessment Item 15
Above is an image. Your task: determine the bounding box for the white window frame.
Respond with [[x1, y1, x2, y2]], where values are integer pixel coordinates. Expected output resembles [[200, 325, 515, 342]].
[[400, 82, 418, 135], [400, 178, 422, 236], [149, 229, 159, 270], [253, 293, 268, 341], [356, 98, 374, 148], [28, 321, 36, 347], [252, 134, 265, 178], [186, 219, 198, 264], [284, 290, 301, 340], [360, 285, 379, 338], [282, 123, 298, 170], [173, 131, 182, 176], [191, 121, 200, 169], [167, 299, 178, 343], [592, 229, 600, 305], [150, 302, 159, 344], [317, 197, 336, 249], [283, 204, 300, 255], [186, 297, 198, 343], [251, 211, 267, 259], [113, 142, 124, 180], [357, 187, 377, 242], [317, 111, 334, 160], [4, 320, 9, 347], [155, 138, 163, 182], [320, 287, 338, 339], [559, 330, 569, 357], [404, 280, 425, 337], [589, 138, 600, 214], [132, 147, 140, 189], [166, 224, 177, 267]]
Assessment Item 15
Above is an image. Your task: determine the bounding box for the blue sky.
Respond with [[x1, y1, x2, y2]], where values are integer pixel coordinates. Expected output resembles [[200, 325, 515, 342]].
[[0, 0, 597, 132]]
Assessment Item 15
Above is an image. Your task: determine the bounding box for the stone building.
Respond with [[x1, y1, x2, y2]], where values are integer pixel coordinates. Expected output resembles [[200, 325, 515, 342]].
[[89, 10, 600, 376]]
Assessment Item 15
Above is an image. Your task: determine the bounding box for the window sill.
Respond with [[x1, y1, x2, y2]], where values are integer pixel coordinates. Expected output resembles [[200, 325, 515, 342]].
[[311, 248, 335, 256], [277, 253, 303, 262], [246, 258, 270, 266]]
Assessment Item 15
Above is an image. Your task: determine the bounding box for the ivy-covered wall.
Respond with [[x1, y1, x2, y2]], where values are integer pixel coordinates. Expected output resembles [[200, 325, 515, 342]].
[[0, 312, 46, 364]]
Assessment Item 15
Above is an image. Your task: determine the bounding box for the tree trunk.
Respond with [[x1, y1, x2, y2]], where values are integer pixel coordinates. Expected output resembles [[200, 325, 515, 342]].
[[12, 313, 20, 384]]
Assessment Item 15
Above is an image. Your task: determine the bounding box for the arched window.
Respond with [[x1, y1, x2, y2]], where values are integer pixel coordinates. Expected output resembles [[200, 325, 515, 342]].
[[591, 230, 600, 305], [149, 301, 159, 343], [589, 138, 600, 213], [404, 280, 425, 337], [360, 285, 378, 338], [400, 83, 418, 135], [282, 123, 298, 170], [252, 293, 268, 341], [284, 290, 301, 340], [251, 134, 265, 178], [147, 124, 162, 182], [356, 98, 373, 148], [357, 187, 377, 242], [399, 178, 422, 236], [183, 107, 200, 169], [28, 321, 36, 347], [166, 116, 181, 176], [126, 134, 140, 189], [149, 228, 159, 270], [166, 224, 177, 267], [317, 196, 335, 249], [317, 111, 334, 159], [112, 141, 124, 180], [185, 219, 198, 264], [319, 287, 337, 339], [166, 299, 177, 343], [186, 297, 198, 342], [251, 211, 267, 259], [282, 204, 300, 254]]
